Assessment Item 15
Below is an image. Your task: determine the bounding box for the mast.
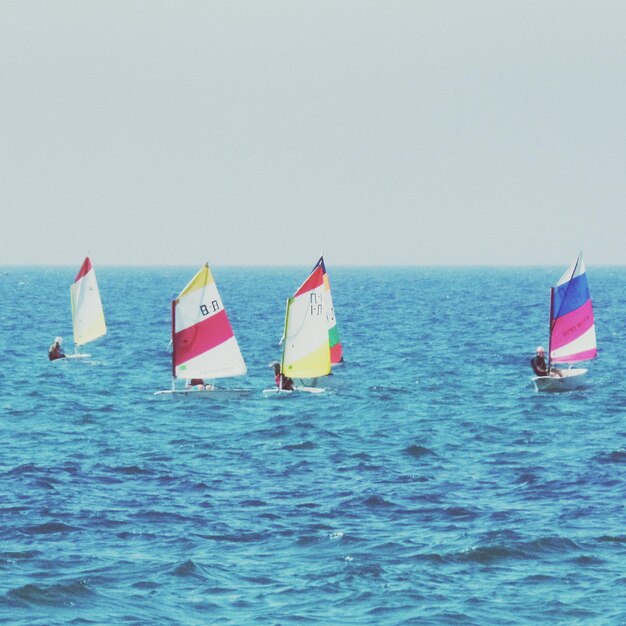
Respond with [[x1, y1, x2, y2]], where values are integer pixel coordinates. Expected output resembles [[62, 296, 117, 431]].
[[171, 299, 176, 391], [548, 287, 554, 371], [279, 298, 292, 389]]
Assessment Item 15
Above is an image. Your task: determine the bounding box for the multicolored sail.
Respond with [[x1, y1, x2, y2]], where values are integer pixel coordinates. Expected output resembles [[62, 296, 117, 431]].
[[319, 256, 343, 365], [549, 253, 597, 364], [172, 264, 246, 380], [281, 262, 331, 379], [70, 257, 106, 348]]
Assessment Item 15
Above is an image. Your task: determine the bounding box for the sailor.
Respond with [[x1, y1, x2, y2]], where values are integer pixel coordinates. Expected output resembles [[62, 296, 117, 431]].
[[185, 378, 213, 391], [270, 361, 294, 391], [530, 346, 548, 376], [531, 346, 564, 378], [48, 337, 66, 361]]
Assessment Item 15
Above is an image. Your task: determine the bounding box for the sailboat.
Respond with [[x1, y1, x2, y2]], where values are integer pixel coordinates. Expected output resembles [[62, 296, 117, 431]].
[[292, 256, 343, 387], [263, 260, 331, 395], [155, 263, 248, 396], [532, 252, 597, 392], [64, 256, 106, 359]]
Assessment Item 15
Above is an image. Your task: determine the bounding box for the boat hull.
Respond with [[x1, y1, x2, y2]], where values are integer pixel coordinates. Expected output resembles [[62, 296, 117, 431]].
[[293, 375, 338, 389], [532, 368, 588, 392], [154, 388, 252, 397], [51, 353, 91, 362], [262, 386, 326, 397]]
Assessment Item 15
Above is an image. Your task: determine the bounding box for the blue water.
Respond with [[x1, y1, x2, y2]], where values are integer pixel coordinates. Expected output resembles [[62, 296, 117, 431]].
[[1, 265, 626, 625]]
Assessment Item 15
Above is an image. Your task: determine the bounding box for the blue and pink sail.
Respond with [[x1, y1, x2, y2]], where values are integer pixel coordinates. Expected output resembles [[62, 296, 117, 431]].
[[549, 253, 597, 365]]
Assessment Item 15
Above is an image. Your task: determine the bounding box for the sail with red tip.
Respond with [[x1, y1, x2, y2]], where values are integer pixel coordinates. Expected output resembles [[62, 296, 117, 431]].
[[281, 261, 331, 379], [70, 256, 106, 348]]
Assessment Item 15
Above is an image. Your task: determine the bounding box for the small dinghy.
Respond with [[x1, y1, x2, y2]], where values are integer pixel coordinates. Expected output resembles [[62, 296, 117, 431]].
[[532, 252, 597, 392], [155, 263, 248, 396], [264, 259, 331, 396]]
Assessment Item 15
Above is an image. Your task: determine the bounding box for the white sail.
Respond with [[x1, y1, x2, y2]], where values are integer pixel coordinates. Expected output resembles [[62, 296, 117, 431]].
[[70, 257, 106, 348]]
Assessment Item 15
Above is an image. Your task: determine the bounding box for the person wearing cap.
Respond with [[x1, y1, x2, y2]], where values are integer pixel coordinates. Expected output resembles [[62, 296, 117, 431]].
[[531, 346, 563, 377], [271, 361, 294, 391], [48, 337, 66, 361], [531, 346, 548, 376]]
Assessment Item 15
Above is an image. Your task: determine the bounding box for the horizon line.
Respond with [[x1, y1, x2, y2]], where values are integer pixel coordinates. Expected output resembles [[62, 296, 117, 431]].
[[3, 262, 626, 268]]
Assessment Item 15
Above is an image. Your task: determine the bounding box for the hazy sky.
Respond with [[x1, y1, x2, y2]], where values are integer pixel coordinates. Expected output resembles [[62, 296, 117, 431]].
[[2, 1, 625, 266]]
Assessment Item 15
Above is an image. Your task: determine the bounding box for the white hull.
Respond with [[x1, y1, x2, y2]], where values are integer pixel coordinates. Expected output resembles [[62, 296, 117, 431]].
[[154, 388, 252, 397], [532, 368, 588, 392], [262, 386, 326, 397], [293, 374, 339, 389], [51, 353, 91, 362]]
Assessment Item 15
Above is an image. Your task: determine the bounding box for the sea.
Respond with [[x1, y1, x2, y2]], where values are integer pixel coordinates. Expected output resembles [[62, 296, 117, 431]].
[[1, 265, 626, 625]]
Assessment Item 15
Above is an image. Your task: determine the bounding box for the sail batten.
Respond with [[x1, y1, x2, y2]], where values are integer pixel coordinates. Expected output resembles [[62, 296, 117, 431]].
[[549, 253, 596, 364]]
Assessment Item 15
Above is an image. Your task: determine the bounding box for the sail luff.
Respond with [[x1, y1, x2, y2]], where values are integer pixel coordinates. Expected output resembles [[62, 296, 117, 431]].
[[279, 297, 291, 376], [171, 299, 177, 380], [548, 287, 554, 371]]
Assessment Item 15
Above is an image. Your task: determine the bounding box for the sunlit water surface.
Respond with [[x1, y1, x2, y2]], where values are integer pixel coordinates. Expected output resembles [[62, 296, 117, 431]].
[[1, 266, 625, 624]]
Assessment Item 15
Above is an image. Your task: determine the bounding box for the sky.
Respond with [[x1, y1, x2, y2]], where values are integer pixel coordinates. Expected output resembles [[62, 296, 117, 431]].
[[2, 0, 626, 266]]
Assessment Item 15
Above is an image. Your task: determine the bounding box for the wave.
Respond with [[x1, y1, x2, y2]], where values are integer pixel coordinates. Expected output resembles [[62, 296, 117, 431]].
[[0, 550, 41, 563], [362, 495, 396, 508], [405, 444, 436, 458], [22, 522, 80, 535], [6, 463, 40, 476], [197, 531, 269, 543], [171, 559, 207, 579], [410, 533, 582, 566], [595, 448, 626, 464], [109, 465, 154, 475], [597, 535, 626, 543], [281, 441, 316, 451], [7, 580, 94, 607]]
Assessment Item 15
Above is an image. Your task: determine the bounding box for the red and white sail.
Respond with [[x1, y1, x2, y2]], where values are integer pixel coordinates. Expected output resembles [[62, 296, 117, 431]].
[[70, 257, 106, 348], [172, 264, 246, 380]]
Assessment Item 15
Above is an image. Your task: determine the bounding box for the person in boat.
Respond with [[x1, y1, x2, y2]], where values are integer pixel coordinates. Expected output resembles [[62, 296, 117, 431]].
[[185, 378, 213, 391], [48, 336, 66, 361], [531, 346, 548, 376], [531, 346, 562, 377], [271, 361, 294, 391]]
